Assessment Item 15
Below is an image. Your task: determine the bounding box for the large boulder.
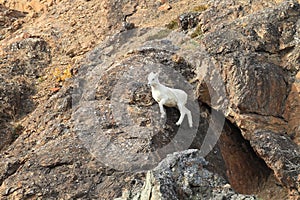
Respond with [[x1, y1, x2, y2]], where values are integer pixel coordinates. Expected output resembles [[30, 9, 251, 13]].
[[197, 0, 300, 197], [251, 131, 300, 198], [199, 0, 300, 137], [116, 149, 257, 200]]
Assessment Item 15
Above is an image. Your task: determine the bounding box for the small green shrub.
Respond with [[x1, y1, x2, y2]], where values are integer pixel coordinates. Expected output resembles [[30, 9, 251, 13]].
[[191, 25, 203, 39], [192, 5, 208, 12], [165, 19, 179, 30], [12, 124, 23, 140]]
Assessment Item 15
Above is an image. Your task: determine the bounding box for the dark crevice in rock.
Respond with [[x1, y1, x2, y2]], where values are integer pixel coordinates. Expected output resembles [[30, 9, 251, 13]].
[[190, 100, 282, 196], [44, 161, 73, 170], [244, 111, 288, 123], [254, 48, 276, 55], [0, 159, 25, 186], [189, 102, 228, 179], [218, 119, 272, 194], [279, 46, 295, 57]]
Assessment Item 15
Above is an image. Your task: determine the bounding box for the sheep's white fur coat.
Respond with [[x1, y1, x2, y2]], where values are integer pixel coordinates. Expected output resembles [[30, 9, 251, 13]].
[[148, 72, 193, 127]]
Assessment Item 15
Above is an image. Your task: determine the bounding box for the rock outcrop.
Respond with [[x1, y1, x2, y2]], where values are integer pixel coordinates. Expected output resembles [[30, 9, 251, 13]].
[[116, 149, 257, 200], [196, 0, 300, 197], [0, 4, 26, 41], [251, 131, 300, 198], [0, 36, 51, 151]]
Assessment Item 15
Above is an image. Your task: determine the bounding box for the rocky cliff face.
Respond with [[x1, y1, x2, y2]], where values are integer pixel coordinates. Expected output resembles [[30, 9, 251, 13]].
[[198, 1, 300, 198], [0, 0, 299, 199]]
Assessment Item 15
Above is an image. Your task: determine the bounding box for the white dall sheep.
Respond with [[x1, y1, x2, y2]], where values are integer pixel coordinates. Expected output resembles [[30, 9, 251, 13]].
[[148, 72, 193, 127]]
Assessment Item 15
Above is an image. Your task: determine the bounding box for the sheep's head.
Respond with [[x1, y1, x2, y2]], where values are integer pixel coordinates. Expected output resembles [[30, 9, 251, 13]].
[[148, 72, 159, 86]]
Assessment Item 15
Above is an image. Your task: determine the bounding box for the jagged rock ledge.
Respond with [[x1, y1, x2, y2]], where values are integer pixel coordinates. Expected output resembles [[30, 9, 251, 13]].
[[115, 149, 257, 200]]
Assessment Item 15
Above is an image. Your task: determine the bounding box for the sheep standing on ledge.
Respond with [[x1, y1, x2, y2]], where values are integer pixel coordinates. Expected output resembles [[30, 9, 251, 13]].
[[147, 72, 193, 127]]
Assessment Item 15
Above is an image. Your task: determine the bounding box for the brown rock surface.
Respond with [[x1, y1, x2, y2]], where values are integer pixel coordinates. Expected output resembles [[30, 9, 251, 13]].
[[196, 0, 300, 198], [0, 36, 51, 151], [0, 0, 299, 199], [121, 150, 257, 200], [284, 71, 300, 145], [251, 131, 300, 199], [0, 4, 26, 41]]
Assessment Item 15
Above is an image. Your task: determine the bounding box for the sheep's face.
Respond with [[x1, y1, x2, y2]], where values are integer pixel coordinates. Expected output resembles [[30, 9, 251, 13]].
[[148, 72, 159, 86]]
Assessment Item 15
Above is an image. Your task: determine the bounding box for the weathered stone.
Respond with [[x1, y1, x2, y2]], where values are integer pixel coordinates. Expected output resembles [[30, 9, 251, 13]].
[[196, 0, 300, 197], [284, 71, 300, 145], [6, 37, 51, 77], [116, 149, 257, 200], [251, 131, 300, 198], [178, 12, 200, 31], [0, 79, 21, 150], [0, 0, 48, 14], [0, 37, 51, 151], [0, 4, 26, 41], [158, 3, 172, 11]]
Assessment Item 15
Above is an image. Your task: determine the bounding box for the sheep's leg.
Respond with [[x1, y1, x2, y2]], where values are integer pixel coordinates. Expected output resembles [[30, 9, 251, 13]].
[[158, 99, 167, 118], [176, 104, 186, 126], [186, 107, 193, 128], [176, 104, 193, 127]]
